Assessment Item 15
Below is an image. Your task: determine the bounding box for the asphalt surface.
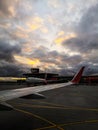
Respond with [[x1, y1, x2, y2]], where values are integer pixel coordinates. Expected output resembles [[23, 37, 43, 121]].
[[0, 84, 98, 130]]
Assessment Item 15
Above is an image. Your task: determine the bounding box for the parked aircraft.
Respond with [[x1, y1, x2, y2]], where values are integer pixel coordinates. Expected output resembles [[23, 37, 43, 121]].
[[0, 67, 85, 110], [26, 77, 47, 85]]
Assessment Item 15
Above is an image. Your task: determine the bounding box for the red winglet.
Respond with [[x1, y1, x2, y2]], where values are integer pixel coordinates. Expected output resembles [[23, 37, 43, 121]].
[[71, 66, 85, 84]]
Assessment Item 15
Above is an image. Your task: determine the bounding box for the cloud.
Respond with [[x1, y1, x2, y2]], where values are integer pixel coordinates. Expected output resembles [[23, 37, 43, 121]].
[[54, 32, 76, 44], [28, 45, 83, 72], [62, 2, 98, 71], [0, 0, 98, 76], [78, 3, 98, 34], [63, 34, 98, 54], [14, 55, 40, 67], [0, 37, 24, 76], [0, 61, 24, 76], [0, 39, 21, 62], [0, 0, 17, 17]]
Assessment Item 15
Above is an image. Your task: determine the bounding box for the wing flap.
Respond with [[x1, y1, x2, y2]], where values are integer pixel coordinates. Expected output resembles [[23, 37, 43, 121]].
[[20, 93, 45, 99]]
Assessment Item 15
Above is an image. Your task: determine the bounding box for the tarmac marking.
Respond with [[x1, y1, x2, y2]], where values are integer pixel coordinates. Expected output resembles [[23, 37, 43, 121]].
[[12, 103, 98, 112], [14, 108, 64, 130], [13, 103, 69, 109], [31, 99, 98, 110], [34, 125, 64, 130], [13, 103, 98, 129], [11, 101, 98, 129], [32, 120, 98, 130], [31, 100, 67, 107], [58, 119, 98, 127]]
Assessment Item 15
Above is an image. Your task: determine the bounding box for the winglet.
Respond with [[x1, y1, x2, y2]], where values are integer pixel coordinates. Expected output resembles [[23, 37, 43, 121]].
[[71, 66, 85, 84]]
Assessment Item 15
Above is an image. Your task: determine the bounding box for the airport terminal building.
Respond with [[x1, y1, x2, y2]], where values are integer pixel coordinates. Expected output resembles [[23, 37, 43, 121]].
[[23, 68, 58, 80], [23, 68, 98, 85]]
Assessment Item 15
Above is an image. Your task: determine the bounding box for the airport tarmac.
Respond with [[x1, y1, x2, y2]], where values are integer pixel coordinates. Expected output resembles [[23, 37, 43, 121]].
[[0, 84, 98, 130]]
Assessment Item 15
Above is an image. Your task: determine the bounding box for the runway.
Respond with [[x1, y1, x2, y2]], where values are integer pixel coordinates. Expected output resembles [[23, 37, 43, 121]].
[[0, 84, 98, 130]]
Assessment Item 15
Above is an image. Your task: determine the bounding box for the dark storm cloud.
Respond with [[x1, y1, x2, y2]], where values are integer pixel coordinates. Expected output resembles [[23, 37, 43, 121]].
[[30, 45, 83, 73], [32, 47, 61, 60], [0, 38, 24, 76], [0, 61, 24, 76], [0, 39, 21, 62], [61, 55, 83, 66], [0, 0, 23, 76], [63, 34, 98, 53], [31, 46, 49, 58], [61, 2, 98, 75], [87, 65, 98, 75], [62, 2, 98, 67], [30, 46, 60, 65], [74, 62, 98, 75], [78, 3, 98, 34]]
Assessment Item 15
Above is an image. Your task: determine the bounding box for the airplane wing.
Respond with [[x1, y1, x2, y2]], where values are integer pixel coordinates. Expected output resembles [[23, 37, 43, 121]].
[[0, 67, 85, 110]]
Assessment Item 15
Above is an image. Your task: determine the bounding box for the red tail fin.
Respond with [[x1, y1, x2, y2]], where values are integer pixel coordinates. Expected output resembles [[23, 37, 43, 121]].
[[71, 66, 85, 84]]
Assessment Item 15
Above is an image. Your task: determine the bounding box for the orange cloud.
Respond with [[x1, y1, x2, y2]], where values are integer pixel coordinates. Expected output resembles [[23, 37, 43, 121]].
[[55, 32, 77, 44], [40, 27, 48, 33], [33, 16, 43, 23], [27, 16, 44, 31], [55, 37, 65, 44], [14, 55, 40, 66], [40, 62, 58, 71], [14, 31, 29, 39], [22, 43, 33, 53], [11, 26, 29, 40], [58, 31, 65, 36], [8, 6, 16, 17], [30, 24, 41, 30]]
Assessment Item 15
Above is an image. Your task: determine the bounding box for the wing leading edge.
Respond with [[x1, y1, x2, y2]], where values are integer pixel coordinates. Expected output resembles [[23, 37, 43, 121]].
[[0, 66, 85, 110]]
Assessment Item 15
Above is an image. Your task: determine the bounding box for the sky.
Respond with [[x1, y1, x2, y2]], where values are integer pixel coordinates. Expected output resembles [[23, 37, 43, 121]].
[[0, 0, 98, 76]]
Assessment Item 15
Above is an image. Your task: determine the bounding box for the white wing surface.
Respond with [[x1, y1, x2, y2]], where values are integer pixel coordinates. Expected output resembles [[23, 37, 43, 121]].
[[0, 67, 85, 110]]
